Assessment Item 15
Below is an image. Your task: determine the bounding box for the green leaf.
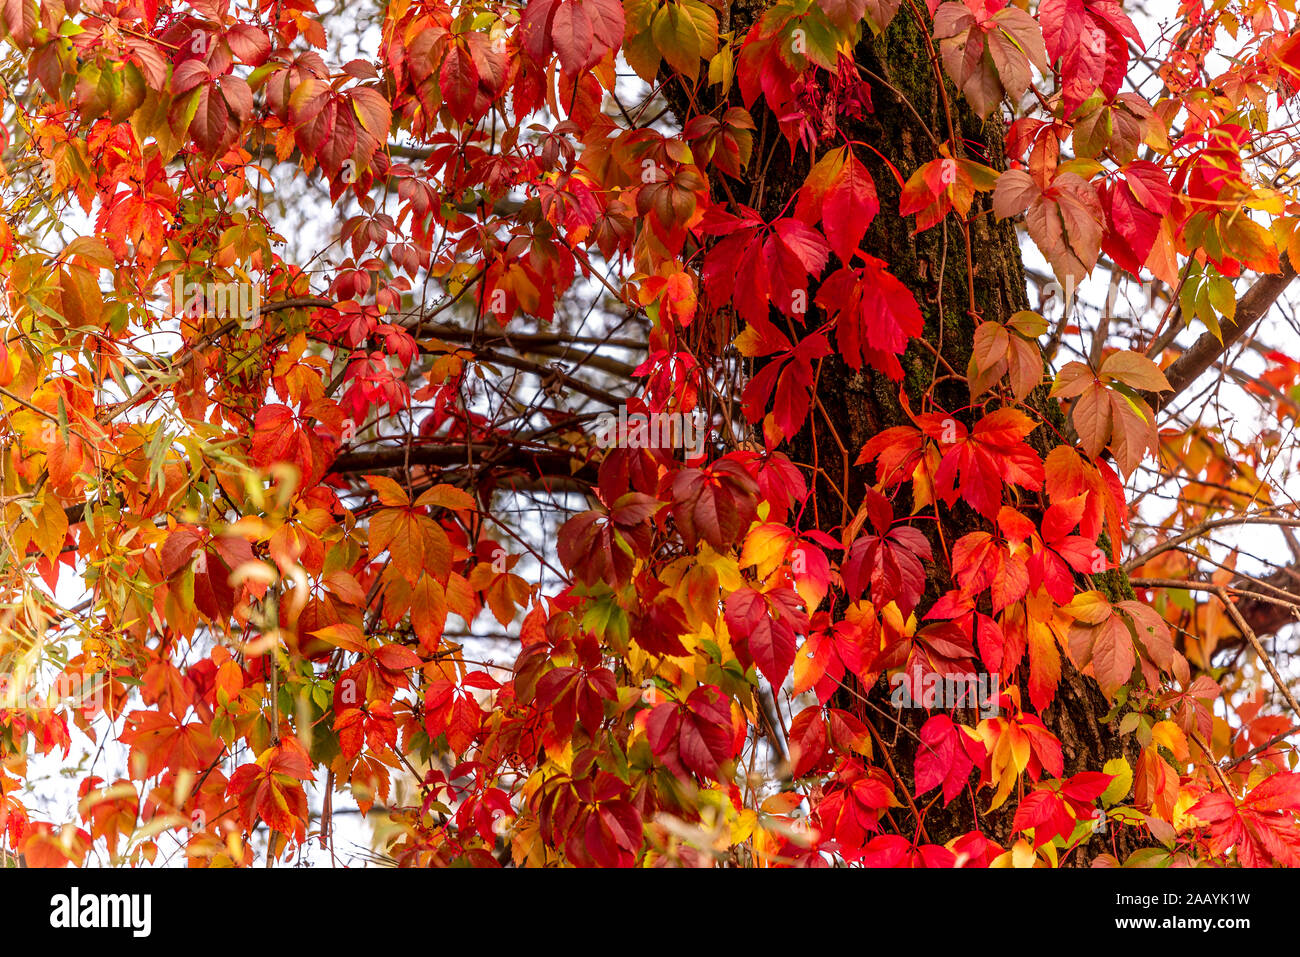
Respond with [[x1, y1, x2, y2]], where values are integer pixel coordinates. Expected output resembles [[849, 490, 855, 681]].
[[651, 0, 718, 81], [1100, 757, 1132, 806]]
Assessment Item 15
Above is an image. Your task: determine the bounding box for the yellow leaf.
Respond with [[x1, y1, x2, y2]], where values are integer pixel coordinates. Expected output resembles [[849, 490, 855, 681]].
[[991, 838, 1039, 868], [1150, 719, 1190, 763], [707, 44, 734, 94], [1101, 757, 1132, 806], [33, 490, 69, 563], [364, 474, 410, 507], [731, 809, 758, 844], [697, 546, 744, 592], [1065, 590, 1112, 624], [739, 522, 792, 580], [414, 483, 476, 513]]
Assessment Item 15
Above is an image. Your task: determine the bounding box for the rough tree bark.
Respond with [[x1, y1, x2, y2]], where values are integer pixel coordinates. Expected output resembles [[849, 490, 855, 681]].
[[668, 0, 1156, 859]]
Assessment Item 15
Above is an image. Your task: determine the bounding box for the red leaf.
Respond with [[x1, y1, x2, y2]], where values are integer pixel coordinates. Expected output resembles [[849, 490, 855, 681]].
[[1100, 161, 1172, 276], [440, 43, 480, 122], [788, 705, 830, 778], [670, 459, 760, 551], [724, 585, 808, 686], [795, 146, 879, 262], [816, 257, 924, 379], [1191, 772, 1300, 867], [1012, 788, 1076, 845], [931, 408, 1044, 518], [226, 739, 314, 844], [843, 521, 932, 615], [1039, 0, 1140, 114], [915, 715, 983, 805], [646, 685, 736, 781], [521, 0, 624, 74]]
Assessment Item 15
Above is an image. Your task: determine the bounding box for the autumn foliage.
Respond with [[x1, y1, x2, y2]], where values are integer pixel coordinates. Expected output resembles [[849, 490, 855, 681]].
[[4, 0, 1300, 869]]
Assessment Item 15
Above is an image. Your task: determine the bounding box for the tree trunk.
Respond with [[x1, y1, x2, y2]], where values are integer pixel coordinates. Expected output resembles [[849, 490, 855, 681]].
[[675, 1, 1155, 860]]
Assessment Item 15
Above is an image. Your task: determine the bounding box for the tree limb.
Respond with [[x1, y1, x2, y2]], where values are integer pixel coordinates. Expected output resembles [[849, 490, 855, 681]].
[[1143, 256, 1296, 413]]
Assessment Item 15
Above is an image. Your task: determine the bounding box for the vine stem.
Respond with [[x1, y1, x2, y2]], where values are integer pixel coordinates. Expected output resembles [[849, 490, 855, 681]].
[[864, 715, 932, 844], [902, 0, 981, 320], [1191, 730, 1234, 798]]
